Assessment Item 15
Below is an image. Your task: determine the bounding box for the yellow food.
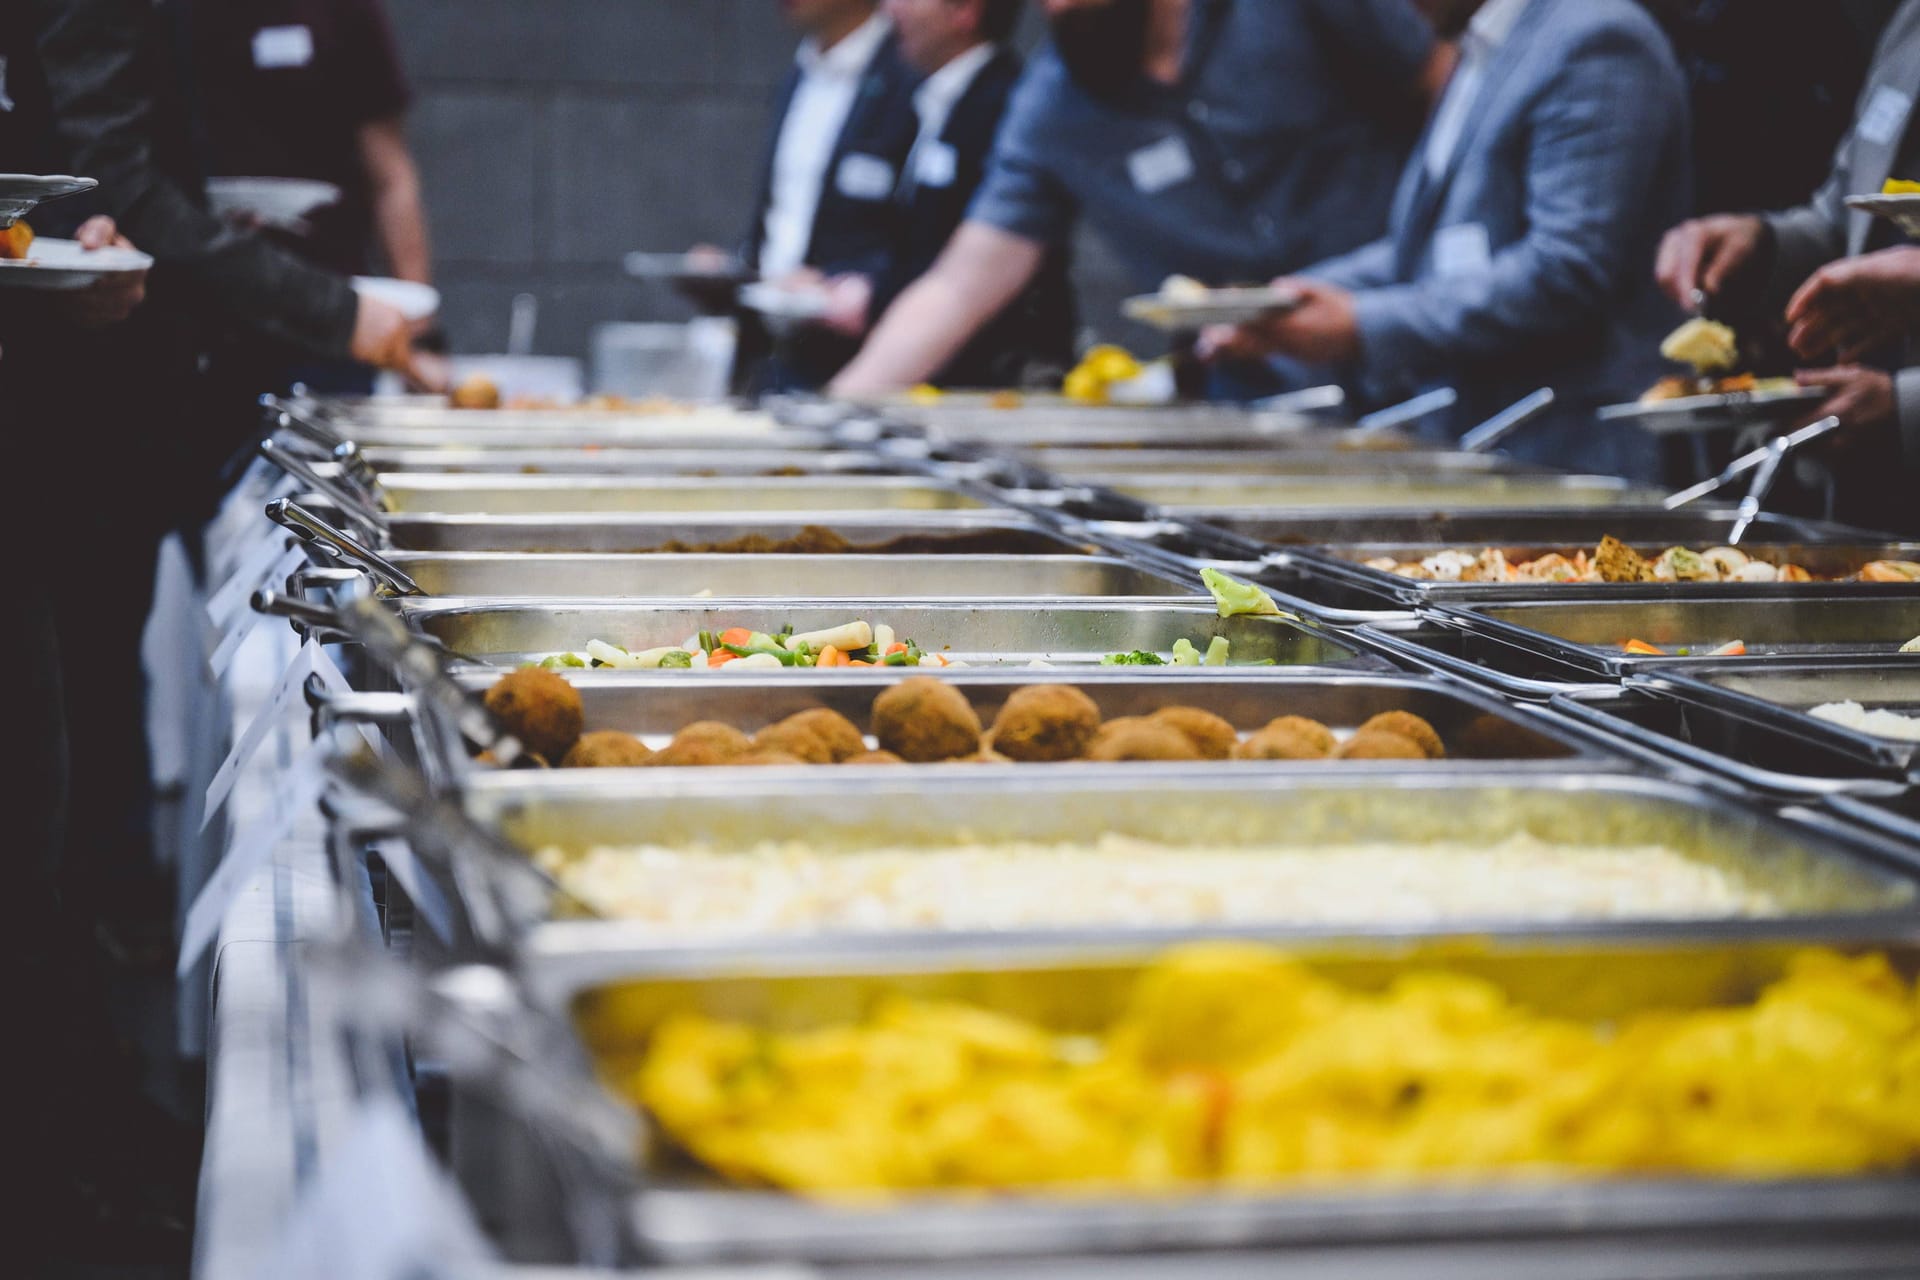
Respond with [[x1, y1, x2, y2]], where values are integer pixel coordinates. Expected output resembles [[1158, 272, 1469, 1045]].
[[1063, 344, 1145, 404], [1660, 318, 1739, 373], [628, 947, 1920, 1197], [1884, 178, 1920, 194], [0, 220, 33, 260]]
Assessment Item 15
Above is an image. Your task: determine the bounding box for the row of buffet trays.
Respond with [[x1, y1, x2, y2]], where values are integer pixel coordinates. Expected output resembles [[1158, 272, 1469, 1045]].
[[247, 390, 1920, 1269]]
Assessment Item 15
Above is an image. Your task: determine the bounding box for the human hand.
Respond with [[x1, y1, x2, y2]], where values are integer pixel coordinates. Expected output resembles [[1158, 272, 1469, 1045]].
[[55, 216, 146, 327], [1653, 214, 1769, 312], [1793, 364, 1896, 453], [1199, 279, 1360, 366], [1784, 247, 1920, 362], [350, 294, 414, 370], [818, 273, 872, 338]]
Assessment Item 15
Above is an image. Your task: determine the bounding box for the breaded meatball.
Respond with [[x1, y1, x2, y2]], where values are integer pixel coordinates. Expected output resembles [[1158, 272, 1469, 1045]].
[[1086, 721, 1203, 762], [648, 721, 751, 767], [450, 374, 502, 410], [484, 668, 584, 762], [1336, 730, 1427, 760], [776, 708, 866, 761], [1149, 706, 1238, 760], [1262, 716, 1336, 757], [1357, 711, 1445, 760], [845, 749, 904, 765], [646, 740, 733, 768], [990, 685, 1101, 762], [956, 744, 1014, 764], [561, 731, 653, 768], [751, 720, 835, 764], [734, 750, 806, 766], [1235, 724, 1331, 761], [871, 677, 981, 762]]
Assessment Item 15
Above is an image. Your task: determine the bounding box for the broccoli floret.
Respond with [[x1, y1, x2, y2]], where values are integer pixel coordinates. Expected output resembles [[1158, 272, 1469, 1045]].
[[1200, 567, 1285, 619], [1101, 651, 1167, 667]]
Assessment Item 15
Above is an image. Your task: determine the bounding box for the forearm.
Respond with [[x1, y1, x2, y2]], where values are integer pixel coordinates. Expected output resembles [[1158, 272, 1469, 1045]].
[[371, 165, 431, 284]]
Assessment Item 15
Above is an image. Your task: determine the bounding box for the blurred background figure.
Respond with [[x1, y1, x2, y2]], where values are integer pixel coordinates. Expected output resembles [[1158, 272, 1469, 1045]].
[[815, 0, 1074, 388], [730, 0, 920, 391], [1655, 0, 1920, 533], [831, 0, 1444, 397], [186, 0, 436, 392], [1206, 0, 1692, 481]]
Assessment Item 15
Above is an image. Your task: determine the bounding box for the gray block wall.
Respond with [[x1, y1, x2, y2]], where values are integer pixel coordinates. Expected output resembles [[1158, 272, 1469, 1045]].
[[387, 0, 1137, 365]]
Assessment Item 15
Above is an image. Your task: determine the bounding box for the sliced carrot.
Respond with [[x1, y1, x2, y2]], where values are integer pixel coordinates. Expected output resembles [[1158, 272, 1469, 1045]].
[[1622, 639, 1665, 655], [931, 654, 950, 667], [849, 659, 873, 667], [819, 644, 842, 668], [718, 627, 753, 647], [1710, 640, 1747, 657], [884, 642, 908, 656], [707, 649, 739, 667]]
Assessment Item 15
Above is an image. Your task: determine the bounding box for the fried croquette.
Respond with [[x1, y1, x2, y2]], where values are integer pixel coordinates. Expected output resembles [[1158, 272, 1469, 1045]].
[[561, 731, 653, 768], [990, 685, 1101, 762], [1357, 711, 1445, 759], [735, 750, 806, 766], [1086, 721, 1203, 762], [648, 721, 752, 767], [1235, 723, 1332, 761], [750, 720, 836, 764], [777, 708, 866, 761], [871, 677, 981, 762], [1336, 730, 1427, 760], [485, 669, 585, 761], [845, 749, 904, 765], [450, 374, 502, 410], [1149, 706, 1238, 760]]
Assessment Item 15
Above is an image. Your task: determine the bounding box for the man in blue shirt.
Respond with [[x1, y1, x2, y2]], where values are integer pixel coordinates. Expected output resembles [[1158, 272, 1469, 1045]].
[[831, 0, 1442, 394]]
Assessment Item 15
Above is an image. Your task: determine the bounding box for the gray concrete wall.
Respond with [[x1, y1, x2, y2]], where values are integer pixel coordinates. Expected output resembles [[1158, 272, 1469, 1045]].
[[387, 0, 1136, 364]]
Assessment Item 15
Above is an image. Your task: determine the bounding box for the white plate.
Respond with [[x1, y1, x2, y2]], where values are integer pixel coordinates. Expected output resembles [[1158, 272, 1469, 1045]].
[[738, 282, 830, 321], [0, 174, 97, 225], [352, 276, 441, 322], [0, 237, 153, 290], [1122, 285, 1304, 331], [624, 250, 753, 284], [1845, 193, 1920, 238], [206, 177, 341, 229], [1596, 386, 1829, 435]]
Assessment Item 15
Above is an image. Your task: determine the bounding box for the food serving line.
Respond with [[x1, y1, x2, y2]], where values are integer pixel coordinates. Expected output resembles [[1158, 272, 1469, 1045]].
[[189, 388, 1920, 1278]]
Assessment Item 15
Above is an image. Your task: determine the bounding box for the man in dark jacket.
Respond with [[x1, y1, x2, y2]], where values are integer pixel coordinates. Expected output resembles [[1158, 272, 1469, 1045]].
[[816, 0, 1075, 388]]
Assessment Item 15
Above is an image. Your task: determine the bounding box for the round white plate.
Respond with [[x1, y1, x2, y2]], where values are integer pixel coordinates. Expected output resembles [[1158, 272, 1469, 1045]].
[[1597, 386, 1829, 435], [0, 237, 153, 290], [738, 281, 830, 321], [0, 174, 97, 225], [206, 177, 341, 229], [352, 276, 441, 321], [1122, 285, 1304, 331], [1846, 193, 1920, 238]]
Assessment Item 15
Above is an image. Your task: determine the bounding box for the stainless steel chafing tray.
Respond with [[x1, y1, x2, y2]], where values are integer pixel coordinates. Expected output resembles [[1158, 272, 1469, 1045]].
[[1637, 659, 1920, 780], [1084, 472, 1661, 514], [1018, 448, 1544, 479], [350, 447, 906, 477], [321, 424, 838, 451], [401, 600, 1370, 671], [1426, 593, 1920, 680], [308, 400, 781, 434], [370, 474, 990, 515], [458, 930, 1920, 1268], [340, 511, 1099, 555], [321, 552, 1200, 600], [1174, 507, 1855, 551], [440, 670, 1615, 772]]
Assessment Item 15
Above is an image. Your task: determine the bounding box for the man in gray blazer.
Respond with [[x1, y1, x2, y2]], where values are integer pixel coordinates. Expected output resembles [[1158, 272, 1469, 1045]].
[[1657, 0, 1920, 531], [1209, 0, 1692, 481]]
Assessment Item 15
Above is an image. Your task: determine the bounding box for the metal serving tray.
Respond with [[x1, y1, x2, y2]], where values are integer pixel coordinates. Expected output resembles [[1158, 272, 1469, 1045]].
[[345, 553, 1202, 600], [1178, 507, 1854, 551], [323, 424, 837, 452], [351, 447, 905, 477], [1641, 659, 1920, 780], [371, 475, 989, 515], [403, 600, 1370, 671], [441, 670, 1615, 773], [311, 402, 781, 434], [1090, 473, 1660, 514], [484, 932, 1920, 1266], [1429, 593, 1920, 680], [358, 512, 1098, 555], [1019, 448, 1543, 479]]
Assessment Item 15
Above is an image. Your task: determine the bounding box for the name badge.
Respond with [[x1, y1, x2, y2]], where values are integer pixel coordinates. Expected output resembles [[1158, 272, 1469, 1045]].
[[253, 25, 315, 70], [1128, 135, 1195, 195], [915, 141, 958, 190], [1859, 85, 1913, 147], [836, 152, 896, 202], [1433, 222, 1493, 279]]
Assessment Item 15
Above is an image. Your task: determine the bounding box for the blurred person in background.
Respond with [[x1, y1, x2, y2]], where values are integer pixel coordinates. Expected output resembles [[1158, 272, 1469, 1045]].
[[1204, 0, 1692, 482], [4, 0, 430, 965], [1656, 0, 1920, 532], [186, 0, 436, 392], [729, 0, 921, 391], [813, 0, 1075, 388], [830, 0, 1445, 398]]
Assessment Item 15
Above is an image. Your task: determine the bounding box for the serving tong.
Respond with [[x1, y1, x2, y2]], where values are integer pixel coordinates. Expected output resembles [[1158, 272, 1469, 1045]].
[[1663, 415, 1843, 543], [268, 496, 423, 597]]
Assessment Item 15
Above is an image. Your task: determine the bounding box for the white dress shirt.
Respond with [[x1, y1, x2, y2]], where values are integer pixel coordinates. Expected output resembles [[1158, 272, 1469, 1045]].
[[1424, 0, 1534, 179], [907, 41, 998, 174], [759, 13, 892, 279]]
